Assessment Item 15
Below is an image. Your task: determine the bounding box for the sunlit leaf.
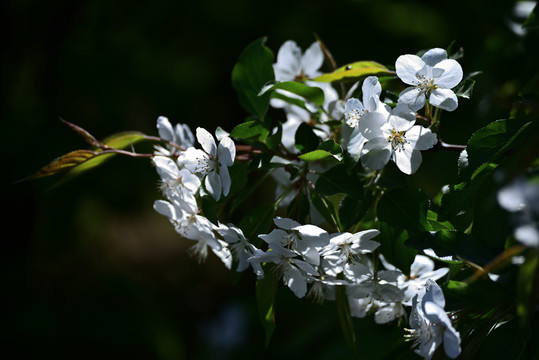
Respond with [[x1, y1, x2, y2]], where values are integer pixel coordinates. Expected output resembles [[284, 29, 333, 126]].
[[229, 120, 269, 141], [100, 131, 147, 150], [26, 150, 100, 180], [312, 61, 391, 83]]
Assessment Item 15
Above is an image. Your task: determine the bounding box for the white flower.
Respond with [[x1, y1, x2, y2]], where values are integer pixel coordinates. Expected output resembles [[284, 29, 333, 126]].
[[270, 40, 340, 153], [321, 229, 380, 268], [396, 48, 463, 112], [179, 127, 235, 201], [214, 222, 263, 277], [259, 217, 330, 266], [344, 76, 383, 128], [153, 155, 201, 202], [153, 198, 223, 263], [155, 116, 195, 155], [273, 40, 324, 82], [248, 244, 318, 298], [406, 280, 461, 360], [380, 254, 449, 306], [359, 104, 437, 174], [497, 176, 539, 247]]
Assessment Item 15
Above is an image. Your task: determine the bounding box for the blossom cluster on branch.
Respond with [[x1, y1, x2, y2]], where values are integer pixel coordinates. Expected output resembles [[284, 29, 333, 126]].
[[32, 35, 539, 359]]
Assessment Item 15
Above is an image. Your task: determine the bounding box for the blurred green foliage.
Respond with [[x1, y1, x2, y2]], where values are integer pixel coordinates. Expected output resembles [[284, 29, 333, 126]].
[[3, 0, 538, 359]]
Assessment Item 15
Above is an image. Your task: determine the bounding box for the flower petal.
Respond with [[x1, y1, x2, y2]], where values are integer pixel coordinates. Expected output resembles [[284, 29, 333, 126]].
[[396, 54, 425, 85], [219, 163, 231, 197], [429, 88, 458, 111], [301, 41, 324, 78], [205, 170, 222, 201], [361, 138, 392, 171], [359, 111, 388, 140], [406, 125, 437, 151], [421, 48, 447, 67], [433, 59, 463, 89], [394, 147, 422, 174], [196, 127, 217, 156], [157, 116, 174, 141], [274, 216, 302, 230], [274, 40, 302, 81], [362, 76, 382, 111], [218, 136, 235, 167], [398, 87, 426, 111]]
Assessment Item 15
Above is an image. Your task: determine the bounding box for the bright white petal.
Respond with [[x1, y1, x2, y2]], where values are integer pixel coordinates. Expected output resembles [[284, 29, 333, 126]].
[[410, 255, 435, 276], [396, 54, 425, 85], [153, 200, 177, 220], [433, 59, 463, 89], [359, 111, 388, 140], [429, 89, 458, 111], [274, 40, 302, 81], [301, 41, 324, 78], [394, 147, 422, 175], [157, 116, 174, 141], [362, 76, 382, 110], [347, 127, 367, 157], [196, 127, 217, 156], [153, 156, 179, 181]]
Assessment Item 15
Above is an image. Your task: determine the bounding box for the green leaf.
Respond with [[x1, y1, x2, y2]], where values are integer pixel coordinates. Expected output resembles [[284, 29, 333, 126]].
[[315, 164, 363, 198], [318, 139, 343, 161], [295, 122, 320, 153], [101, 131, 147, 149], [27, 150, 103, 179], [462, 119, 530, 179], [378, 222, 416, 273], [312, 61, 391, 83], [517, 251, 539, 328], [298, 150, 333, 162], [406, 230, 499, 266], [454, 78, 475, 99], [238, 203, 275, 243], [229, 120, 269, 141], [255, 265, 277, 348], [335, 285, 357, 356], [298, 140, 343, 162], [259, 81, 325, 106], [231, 37, 274, 120], [377, 188, 430, 232], [339, 193, 370, 230], [443, 279, 512, 310]]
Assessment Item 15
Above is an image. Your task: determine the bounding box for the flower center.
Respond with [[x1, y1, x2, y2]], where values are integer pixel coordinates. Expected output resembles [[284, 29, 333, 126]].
[[346, 109, 363, 128], [388, 129, 407, 151], [415, 74, 438, 94]]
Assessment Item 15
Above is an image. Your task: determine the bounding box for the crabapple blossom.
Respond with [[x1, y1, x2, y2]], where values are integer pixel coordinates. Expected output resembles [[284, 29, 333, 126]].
[[155, 116, 195, 155], [179, 127, 235, 201], [406, 280, 461, 360], [359, 103, 437, 174], [396, 48, 463, 111]]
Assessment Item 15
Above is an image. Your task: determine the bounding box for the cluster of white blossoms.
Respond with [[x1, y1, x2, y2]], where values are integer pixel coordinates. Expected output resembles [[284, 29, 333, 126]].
[[271, 43, 463, 174], [151, 42, 466, 359]]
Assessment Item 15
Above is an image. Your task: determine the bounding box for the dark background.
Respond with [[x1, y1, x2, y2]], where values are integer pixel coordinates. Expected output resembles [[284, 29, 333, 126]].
[[3, 0, 538, 359]]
